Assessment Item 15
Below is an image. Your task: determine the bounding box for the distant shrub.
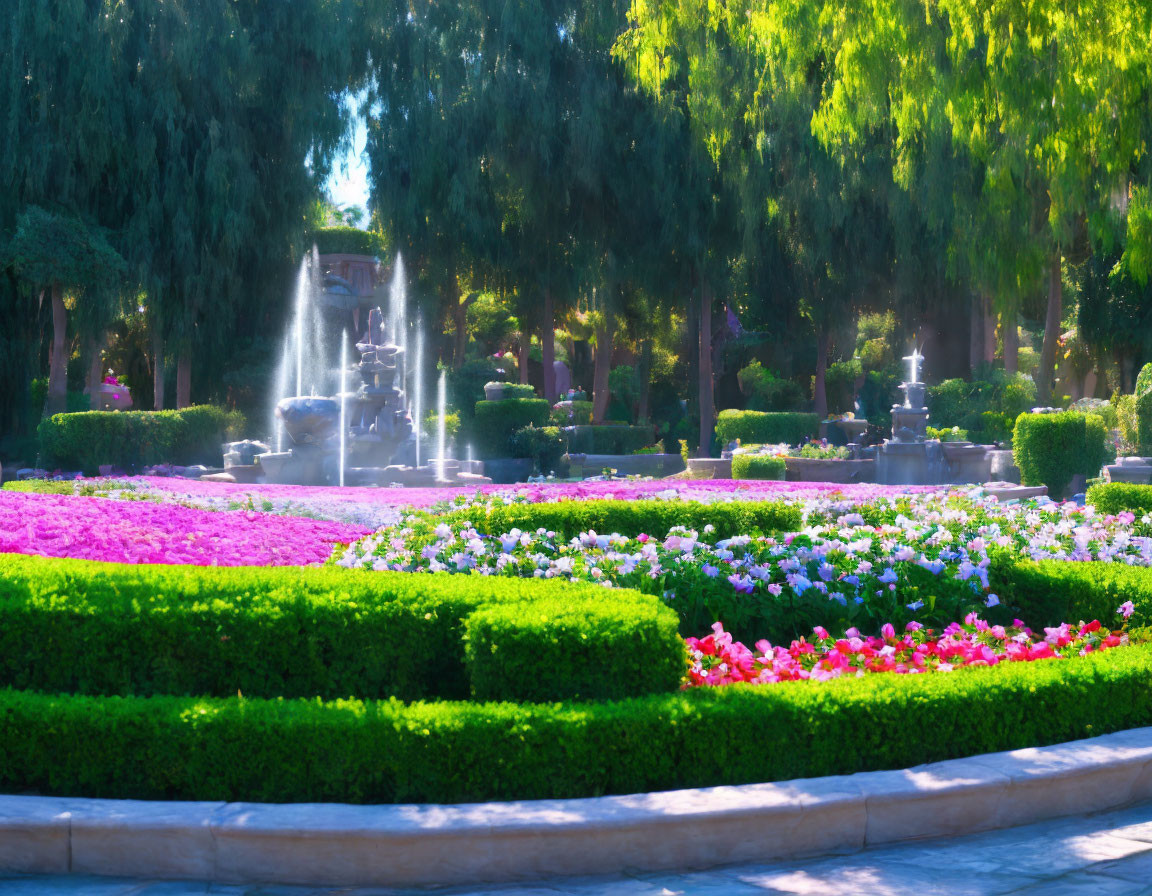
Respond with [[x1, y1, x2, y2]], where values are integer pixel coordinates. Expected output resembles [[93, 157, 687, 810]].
[[1086, 483, 1152, 516], [715, 410, 819, 446], [1012, 412, 1112, 498], [550, 400, 594, 425], [562, 424, 654, 455], [38, 406, 245, 474], [471, 399, 550, 457], [311, 226, 386, 257], [731, 454, 786, 480], [509, 425, 565, 473], [736, 361, 806, 411]]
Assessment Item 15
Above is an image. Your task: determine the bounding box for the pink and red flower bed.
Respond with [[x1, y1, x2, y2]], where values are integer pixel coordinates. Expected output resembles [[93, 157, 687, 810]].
[[687, 609, 1133, 687], [0, 490, 368, 566]]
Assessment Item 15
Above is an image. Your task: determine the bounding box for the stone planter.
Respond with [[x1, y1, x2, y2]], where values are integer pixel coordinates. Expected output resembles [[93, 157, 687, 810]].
[[483, 382, 506, 402], [783, 457, 876, 483], [482, 457, 534, 484], [684, 457, 732, 479], [565, 453, 686, 479], [1105, 457, 1152, 484]]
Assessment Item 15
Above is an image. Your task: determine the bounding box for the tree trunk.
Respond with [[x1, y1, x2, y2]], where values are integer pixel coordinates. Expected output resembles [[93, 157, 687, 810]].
[[1037, 253, 1063, 404], [637, 337, 652, 423], [45, 282, 68, 417], [541, 289, 556, 401], [152, 329, 165, 410], [85, 333, 104, 409], [591, 305, 614, 424], [518, 339, 529, 384], [451, 289, 477, 370], [1003, 308, 1019, 375], [969, 294, 984, 373], [698, 280, 714, 457], [982, 296, 996, 366], [813, 326, 829, 420], [176, 351, 192, 409]]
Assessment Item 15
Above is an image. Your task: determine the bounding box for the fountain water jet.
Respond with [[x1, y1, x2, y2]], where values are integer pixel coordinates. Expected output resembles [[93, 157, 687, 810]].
[[338, 331, 348, 487], [413, 322, 423, 469], [436, 369, 447, 482]]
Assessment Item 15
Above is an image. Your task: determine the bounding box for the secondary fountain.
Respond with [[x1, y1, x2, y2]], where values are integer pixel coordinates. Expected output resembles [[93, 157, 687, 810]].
[[875, 347, 992, 485], [249, 249, 490, 487]]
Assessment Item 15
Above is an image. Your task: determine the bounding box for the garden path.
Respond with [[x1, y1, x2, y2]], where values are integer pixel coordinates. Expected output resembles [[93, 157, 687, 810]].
[[8, 800, 1152, 895]]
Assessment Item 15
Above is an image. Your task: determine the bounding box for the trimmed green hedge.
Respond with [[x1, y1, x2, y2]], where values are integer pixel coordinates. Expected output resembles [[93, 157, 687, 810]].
[[562, 424, 655, 455], [731, 454, 786, 480], [0, 555, 682, 703], [715, 410, 819, 447], [472, 399, 551, 457], [311, 226, 386, 257], [464, 595, 685, 702], [1012, 411, 1111, 499], [38, 405, 246, 474], [989, 558, 1152, 631], [1086, 483, 1152, 516], [497, 383, 538, 400], [3, 643, 1150, 803], [440, 499, 801, 541]]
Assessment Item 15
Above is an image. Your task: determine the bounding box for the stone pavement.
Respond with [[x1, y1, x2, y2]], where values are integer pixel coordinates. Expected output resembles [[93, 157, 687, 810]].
[[8, 801, 1152, 895]]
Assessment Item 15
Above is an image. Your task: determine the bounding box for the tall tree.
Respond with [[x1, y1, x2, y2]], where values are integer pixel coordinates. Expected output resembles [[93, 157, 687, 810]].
[[8, 207, 126, 415]]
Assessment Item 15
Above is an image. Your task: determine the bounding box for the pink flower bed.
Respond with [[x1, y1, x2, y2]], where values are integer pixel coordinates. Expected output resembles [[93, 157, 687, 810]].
[[130, 476, 936, 509], [0, 490, 369, 566], [687, 612, 1130, 687]]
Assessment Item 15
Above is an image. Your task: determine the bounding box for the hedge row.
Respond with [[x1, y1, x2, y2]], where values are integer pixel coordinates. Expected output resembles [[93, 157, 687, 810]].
[[439, 498, 802, 541], [1086, 482, 1152, 516], [3, 643, 1149, 803], [731, 454, 786, 480], [38, 405, 246, 474], [715, 410, 820, 447], [990, 558, 1152, 631], [0, 555, 683, 703]]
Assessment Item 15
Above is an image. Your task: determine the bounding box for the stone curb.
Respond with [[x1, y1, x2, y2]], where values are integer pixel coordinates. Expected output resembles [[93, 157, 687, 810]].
[[4, 727, 1152, 887]]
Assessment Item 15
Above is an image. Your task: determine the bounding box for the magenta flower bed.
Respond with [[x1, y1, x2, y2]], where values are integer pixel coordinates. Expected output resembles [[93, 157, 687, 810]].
[[131, 476, 935, 509], [0, 490, 369, 566]]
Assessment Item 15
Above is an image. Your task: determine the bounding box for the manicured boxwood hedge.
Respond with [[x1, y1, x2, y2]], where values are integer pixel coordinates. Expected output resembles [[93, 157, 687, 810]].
[[0, 555, 683, 703], [731, 454, 786, 480], [715, 410, 820, 447], [4, 643, 1150, 803], [989, 558, 1152, 631], [1012, 411, 1111, 499], [440, 498, 801, 541], [472, 399, 551, 457], [1085, 482, 1152, 516], [464, 595, 685, 702], [38, 405, 245, 474]]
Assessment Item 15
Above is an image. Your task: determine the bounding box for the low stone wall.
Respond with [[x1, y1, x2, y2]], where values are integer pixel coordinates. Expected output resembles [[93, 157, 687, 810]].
[[5, 727, 1152, 887]]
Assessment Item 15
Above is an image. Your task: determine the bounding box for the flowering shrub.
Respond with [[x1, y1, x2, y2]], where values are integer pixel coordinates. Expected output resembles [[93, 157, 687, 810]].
[[686, 609, 1131, 687], [0, 490, 368, 566]]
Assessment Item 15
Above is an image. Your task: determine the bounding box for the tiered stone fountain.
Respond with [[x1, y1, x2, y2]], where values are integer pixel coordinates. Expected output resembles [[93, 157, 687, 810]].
[[876, 349, 993, 485], [251, 252, 489, 487]]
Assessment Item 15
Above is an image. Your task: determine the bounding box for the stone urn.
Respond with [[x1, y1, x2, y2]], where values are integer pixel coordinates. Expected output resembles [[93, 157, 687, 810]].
[[96, 380, 133, 411], [483, 381, 507, 402]]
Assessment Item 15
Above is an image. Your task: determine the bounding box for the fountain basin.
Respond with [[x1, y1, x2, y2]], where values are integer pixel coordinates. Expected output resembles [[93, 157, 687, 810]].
[[277, 397, 340, 445]]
